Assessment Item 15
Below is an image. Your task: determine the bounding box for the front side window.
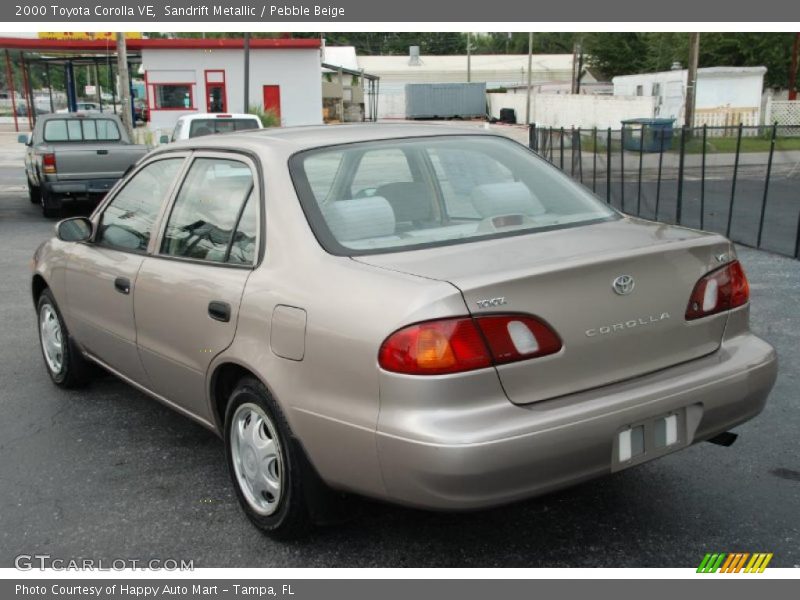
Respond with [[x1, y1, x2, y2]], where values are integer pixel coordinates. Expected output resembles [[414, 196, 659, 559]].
[[160, 158, 256, 264], [43, 118, 121, 142], [97, 158, 184, 252], [290, 135, 617, 255]]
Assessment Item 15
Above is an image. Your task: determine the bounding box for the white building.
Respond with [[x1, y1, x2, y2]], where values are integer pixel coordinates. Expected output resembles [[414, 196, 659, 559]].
[[140, 38, 323, 133], [612, 66, 767, 126], [349, 50, 581, 119]]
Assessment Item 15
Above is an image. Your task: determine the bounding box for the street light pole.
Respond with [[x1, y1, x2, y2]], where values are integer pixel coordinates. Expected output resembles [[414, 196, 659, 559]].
[[685, 32, 700, 129], [243, 32, 251, 112], [115, 33, 134, 139], [467, 33, 471, 83], [525, 32, 533, 125]]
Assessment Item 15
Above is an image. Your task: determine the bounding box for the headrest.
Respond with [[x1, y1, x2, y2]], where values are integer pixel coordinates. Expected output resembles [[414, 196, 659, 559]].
[[470, 182, 545, 218], [375, 182, 435, 223], [322, 197, 396, 242]]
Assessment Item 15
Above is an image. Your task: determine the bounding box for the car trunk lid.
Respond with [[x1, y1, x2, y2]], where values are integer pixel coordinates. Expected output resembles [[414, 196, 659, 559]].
[[356, 218, 734, 404]]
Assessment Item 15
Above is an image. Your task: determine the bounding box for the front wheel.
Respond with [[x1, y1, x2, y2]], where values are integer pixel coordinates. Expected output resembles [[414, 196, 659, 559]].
[[224, 377, 311, 539], [37, 288, 91, 388]]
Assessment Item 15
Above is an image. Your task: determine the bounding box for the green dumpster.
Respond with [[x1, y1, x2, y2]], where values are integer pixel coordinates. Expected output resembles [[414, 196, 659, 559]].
[[621, 118, 676, 152]]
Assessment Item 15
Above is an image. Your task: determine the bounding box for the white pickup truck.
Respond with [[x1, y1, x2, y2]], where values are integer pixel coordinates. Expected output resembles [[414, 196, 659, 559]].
[[20, 113, 149, 218]]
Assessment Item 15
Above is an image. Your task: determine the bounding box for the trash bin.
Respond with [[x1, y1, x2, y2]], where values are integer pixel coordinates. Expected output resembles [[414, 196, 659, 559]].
[[621, 118, 675, 152], [499, 108, 517, 124]]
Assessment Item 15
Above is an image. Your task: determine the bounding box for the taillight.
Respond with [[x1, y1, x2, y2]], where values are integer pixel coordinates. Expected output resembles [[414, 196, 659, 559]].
[[378, 314, 562, 375], [43, 153, 56, 174], [685, 260, 749, 320]]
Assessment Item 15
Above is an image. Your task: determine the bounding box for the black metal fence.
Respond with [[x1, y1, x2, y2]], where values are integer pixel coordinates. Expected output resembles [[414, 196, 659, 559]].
[[528, 124, 800, 259]]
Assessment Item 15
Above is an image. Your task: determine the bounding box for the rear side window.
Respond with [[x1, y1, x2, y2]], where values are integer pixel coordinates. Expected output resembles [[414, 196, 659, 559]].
[[97, 158, 184, 252], [188, 118, 260, 138], [43, 118, 121, 142], [160, 158, 256, 264]]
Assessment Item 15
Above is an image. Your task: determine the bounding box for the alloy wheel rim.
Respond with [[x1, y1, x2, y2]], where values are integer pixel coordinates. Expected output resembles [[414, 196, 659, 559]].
[[39, 304, 63, 374], [230, 402, 284, 516]]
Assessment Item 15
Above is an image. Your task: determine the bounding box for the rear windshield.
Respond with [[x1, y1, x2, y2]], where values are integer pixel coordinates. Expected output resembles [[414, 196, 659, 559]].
[[43, 118, 121, 142], [289, 135, 617, 255], [188, 118, 260, 138]]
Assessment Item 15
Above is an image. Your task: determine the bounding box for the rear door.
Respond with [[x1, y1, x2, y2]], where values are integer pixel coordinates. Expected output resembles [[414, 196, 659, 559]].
[[65, 155, 187, 384], [133, 153, 260, 420]]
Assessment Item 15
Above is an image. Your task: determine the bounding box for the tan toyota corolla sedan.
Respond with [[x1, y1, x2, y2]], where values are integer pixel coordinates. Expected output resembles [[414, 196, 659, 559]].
[[31, 124, 777, 537]]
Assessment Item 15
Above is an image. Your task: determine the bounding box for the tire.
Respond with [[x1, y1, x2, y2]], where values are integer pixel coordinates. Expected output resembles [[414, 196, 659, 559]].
[[224, 377, 311, 539], [37, 288, 92, 388], [27, 178, 41, 204], [40, 188, 60, 219]]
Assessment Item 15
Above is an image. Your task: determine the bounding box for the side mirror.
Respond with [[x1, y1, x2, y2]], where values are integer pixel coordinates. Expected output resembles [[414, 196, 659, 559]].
[[159, 135, 170, 144], [18, 133, 30, 144], [56, 217, 93, 242]]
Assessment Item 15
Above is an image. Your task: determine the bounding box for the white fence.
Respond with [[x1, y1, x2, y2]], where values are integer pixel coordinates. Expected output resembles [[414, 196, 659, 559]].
[[765, 99, 800, 126], [487, 92, 656, 129]]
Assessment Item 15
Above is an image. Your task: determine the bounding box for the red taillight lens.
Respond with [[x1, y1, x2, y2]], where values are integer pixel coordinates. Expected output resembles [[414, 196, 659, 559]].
[[378, 318, 491, 375], [43, 153, 56, 174], [685, 260, 749, 320], [378, 314, 562, 375]]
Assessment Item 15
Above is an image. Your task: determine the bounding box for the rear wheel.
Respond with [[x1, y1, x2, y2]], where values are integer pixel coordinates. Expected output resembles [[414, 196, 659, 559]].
[[40, 188, 60, 219], [27, 178, 41, 204], [224, 377, 311, 539], [37, 288, 91, 388]]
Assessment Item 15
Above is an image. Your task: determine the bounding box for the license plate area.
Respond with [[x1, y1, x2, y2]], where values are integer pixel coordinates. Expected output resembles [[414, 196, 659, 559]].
[[611, 408, 687, 471]]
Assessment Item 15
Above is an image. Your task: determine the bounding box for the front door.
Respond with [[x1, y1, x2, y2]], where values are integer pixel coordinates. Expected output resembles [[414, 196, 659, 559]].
[[133, 154, 259, 420], [262, 85, 281, 121], [65, 156, 186, 384]]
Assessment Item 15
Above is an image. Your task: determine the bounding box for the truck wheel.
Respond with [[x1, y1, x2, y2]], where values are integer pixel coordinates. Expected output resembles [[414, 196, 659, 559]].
[[37, 288, 92, 388], [225, 377, 312, 539], [41, 188, 60, 219], [27, 179, 41, 204]]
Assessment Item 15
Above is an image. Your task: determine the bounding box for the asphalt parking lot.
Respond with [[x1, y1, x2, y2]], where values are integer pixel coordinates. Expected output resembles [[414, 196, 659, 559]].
[[0, 136, 798, 568]]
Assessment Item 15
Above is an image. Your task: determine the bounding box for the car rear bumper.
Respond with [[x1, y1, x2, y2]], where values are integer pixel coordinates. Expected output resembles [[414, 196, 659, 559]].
[[44, 178, 118, 197], [375, 326, 777, 510]]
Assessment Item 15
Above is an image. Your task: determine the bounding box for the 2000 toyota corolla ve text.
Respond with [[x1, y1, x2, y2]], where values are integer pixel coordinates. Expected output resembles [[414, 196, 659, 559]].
[[31, 125, 778, 537]]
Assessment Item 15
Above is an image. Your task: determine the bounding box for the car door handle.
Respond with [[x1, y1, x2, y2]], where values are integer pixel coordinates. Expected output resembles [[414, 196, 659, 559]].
[[114, 277, 131, 295], [208, 301, 231, 323], [96, 149, 108, 155]]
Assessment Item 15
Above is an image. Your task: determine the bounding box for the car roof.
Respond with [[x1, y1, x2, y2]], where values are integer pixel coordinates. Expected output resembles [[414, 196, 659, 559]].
[[38, 112, 119, 121], [160, 123, 495, 154], [180, 113, 261, 121]]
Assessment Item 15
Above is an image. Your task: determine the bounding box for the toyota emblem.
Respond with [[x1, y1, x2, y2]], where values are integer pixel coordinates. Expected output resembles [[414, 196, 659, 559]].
[[612, 275, 635, 295]]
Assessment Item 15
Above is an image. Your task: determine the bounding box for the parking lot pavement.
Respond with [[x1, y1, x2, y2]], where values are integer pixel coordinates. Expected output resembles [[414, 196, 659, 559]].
[[1, 144, 799, 568]]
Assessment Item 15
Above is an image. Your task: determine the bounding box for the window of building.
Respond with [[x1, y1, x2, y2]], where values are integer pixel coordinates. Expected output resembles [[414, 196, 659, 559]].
[[152, 84, 194, 110]]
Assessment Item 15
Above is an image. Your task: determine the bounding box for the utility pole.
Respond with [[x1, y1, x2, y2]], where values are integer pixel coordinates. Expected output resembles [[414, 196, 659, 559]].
[[685, 32, 700, 129], [243, 32, 251, 112], [115, 33, 134, 139], [789, 32, 799, 101], [525, 32, 533, 125], [466, 32, 471, 83]]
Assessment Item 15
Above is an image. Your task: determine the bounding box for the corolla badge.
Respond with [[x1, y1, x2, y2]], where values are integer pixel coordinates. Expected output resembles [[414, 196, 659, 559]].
[[612, 275, 635, 296]]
